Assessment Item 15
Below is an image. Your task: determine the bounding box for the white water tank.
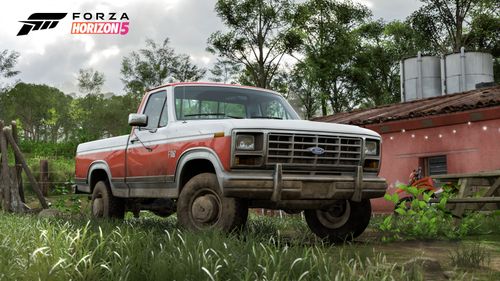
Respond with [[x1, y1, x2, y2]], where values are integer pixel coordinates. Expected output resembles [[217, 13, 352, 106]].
[[443, 47, 494, 94], [400, 52, 442, 102]]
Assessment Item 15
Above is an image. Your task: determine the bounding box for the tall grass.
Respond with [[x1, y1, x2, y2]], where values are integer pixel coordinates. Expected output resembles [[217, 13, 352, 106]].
[[0, 213, 418, 281]]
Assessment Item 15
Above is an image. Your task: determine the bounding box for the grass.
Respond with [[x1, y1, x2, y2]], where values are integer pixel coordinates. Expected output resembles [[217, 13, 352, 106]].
[[0, 213, 418, 281], [449, 243, 491, 268]]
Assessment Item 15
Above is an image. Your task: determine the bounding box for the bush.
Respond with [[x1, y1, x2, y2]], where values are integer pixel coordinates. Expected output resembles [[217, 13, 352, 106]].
[[19, 141, 78, 159], [376, 184, 485, 241]]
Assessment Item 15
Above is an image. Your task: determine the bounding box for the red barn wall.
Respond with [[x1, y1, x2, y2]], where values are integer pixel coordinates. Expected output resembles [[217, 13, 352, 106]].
[[368, 117, 500, 213]]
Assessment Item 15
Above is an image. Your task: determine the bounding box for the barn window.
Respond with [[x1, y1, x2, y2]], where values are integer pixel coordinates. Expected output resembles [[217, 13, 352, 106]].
[[423, 155, 447, 176]]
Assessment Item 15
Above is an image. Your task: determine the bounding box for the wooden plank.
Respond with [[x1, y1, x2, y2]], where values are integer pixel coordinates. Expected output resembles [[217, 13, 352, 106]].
[[0, 120, 11, 211], [430, 197, 500, 203], [11, 121, 25, 203], [8, 167, 24, 213], [452, 178, 470, 217], [3, 127, 48, 209], [432, 170, 500, 180]]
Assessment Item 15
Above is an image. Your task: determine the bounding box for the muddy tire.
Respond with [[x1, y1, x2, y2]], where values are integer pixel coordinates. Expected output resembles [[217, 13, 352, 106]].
[[91, 181, 125, 219], [304, 199, 371, 243], [177, 173, 248, 232]]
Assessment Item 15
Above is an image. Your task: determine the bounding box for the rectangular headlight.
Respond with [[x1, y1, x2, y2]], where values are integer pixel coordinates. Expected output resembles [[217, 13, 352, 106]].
[[236, 134, 255, 150], [364, 140, 379, 156]]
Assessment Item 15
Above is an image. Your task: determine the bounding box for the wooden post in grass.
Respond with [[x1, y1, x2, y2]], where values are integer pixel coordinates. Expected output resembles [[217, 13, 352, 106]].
[[11, 121, 25, 203], [40, 160, 49, 196], [3, 127, 48, 209], [0, 120, 12, 211]]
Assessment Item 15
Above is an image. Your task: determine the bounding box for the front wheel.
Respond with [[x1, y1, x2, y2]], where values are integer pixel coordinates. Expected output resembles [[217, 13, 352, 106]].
[[91, 180, 125, 219], [304, 199, 371, 243], [177, 173, 248, 232]]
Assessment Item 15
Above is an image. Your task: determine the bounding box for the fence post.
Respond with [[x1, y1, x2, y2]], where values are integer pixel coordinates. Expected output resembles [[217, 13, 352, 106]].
[[11, 121, 25, 203], [40, 160, 49, 196], [0, 120, 12, 211], [3, 127, 48, 209]]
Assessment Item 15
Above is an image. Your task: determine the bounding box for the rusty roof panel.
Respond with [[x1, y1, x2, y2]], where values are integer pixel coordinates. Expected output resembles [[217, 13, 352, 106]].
[[313, 86, 500, 125]]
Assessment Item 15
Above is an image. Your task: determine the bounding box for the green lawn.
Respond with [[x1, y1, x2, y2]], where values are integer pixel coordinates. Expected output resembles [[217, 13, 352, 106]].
[[0, 212, 499, 281]]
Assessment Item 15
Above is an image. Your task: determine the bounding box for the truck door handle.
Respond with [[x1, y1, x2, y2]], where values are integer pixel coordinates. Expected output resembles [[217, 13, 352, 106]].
[[130, 137, 139, 143]]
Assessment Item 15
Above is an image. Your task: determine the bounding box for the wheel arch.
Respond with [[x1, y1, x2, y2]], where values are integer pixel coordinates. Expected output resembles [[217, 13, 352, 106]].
[[87, 161, 114, 193], [175, 148, 226, 193]]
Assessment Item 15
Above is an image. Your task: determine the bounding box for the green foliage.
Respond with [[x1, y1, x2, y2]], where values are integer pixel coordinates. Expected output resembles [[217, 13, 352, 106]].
[[0, 213, 422, 281], [448, 244, 491, 268], [121, 38, 205, 100], [77, 68, 105, 96], [207, 0, 300, 89], [20, 141, 77, 158], [378, 184, 478, 241], [408, 0, 498, 53], [0, 49, 20, 79]]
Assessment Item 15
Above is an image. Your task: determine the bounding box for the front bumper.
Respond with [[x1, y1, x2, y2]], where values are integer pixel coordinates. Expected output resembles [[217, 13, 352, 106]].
[[222, 164, 387, 202]]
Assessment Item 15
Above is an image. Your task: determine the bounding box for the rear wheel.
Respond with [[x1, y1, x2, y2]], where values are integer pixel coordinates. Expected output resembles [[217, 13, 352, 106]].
[[91, 181, 125, 219], [304, 199, 371, 243], [177, 173, 248, 232]]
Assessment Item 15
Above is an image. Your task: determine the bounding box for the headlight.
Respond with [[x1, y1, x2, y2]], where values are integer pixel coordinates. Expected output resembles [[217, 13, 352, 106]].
[[364, 140, 379, 156], [236, 135, 255, 150]]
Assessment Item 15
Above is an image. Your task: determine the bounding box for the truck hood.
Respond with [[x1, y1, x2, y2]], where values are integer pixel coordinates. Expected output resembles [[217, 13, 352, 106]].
[[174, 119, 380, 139], [226, 119, 379, 138]]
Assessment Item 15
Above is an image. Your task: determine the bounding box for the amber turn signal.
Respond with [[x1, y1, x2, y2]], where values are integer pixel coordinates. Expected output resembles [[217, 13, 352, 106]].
[[364, 159, 379, 170]]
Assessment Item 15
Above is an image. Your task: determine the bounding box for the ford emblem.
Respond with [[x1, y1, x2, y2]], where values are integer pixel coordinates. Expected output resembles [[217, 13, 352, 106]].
[[308, 147, 325, 155]]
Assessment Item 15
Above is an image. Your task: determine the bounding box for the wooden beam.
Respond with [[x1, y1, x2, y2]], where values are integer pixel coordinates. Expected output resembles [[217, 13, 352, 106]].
[[432, 170, 500, 180], [11, 121, 25, 203], [0, 120, 11, 211], [3, 127, 48, 209], [430, 197, 500, 203]]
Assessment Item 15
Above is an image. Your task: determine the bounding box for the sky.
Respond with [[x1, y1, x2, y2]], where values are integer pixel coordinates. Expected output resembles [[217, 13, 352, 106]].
[[0, 0, 423, 96]]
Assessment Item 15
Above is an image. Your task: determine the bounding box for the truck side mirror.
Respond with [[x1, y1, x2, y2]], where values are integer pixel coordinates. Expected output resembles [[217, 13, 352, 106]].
[[128, 113, 148, 127]]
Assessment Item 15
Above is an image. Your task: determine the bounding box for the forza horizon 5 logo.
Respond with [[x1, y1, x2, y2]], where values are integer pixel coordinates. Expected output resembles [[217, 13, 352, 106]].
[[17, 12, 129, 36]]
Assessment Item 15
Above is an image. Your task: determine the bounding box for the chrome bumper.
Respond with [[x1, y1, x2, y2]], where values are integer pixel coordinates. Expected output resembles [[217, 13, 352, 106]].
[[222, 164, 387, 202]]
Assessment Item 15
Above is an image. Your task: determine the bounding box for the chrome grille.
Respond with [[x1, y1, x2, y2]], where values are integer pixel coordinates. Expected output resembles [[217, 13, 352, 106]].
[[266, 133, 362, 170]]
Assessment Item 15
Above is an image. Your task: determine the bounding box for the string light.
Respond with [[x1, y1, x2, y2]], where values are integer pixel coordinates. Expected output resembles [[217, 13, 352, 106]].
[[438, 134, 443, 138], [452, 129, 457, 134], [467, 121, 471, 125], [411, 134, 415, 138], [424, 136, 429, 140], [401, 129, 406, 133], [390, 136, 394, 140], [482, 126, 488, 131]]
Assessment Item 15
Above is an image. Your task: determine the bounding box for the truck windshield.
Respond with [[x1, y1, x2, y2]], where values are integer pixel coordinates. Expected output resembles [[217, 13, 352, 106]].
[[174, 86, 300, 120]]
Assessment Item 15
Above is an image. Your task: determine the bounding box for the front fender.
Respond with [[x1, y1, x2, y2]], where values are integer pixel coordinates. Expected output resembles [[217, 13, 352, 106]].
[[175, 147, 226, 190]]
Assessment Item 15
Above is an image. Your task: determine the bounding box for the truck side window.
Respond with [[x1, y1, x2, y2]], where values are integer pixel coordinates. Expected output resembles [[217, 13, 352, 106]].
[[159, 97, 169, 127], [142, 91, 166, 130]]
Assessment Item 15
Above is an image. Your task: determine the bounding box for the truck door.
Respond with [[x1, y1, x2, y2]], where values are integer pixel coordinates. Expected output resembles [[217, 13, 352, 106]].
[[125, 90, 174, 197]]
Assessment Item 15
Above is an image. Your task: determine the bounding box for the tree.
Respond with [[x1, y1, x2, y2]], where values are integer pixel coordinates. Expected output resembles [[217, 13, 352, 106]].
[[1, 83, 71, 141], [0, 49, 20, 91], [209, 59, 242, 84], [408, 0, 488, 53], [207, 0, 301, 89], [172, 54, 206, 82], [121, 38, 178, 100], [121, 38, 205, 101], [77, 68, 105, 95], [292, 0, 371, 115]]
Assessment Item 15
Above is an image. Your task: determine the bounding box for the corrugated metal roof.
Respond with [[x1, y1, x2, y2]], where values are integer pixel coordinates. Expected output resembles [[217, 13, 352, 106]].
[[313, 86, 500, 125]]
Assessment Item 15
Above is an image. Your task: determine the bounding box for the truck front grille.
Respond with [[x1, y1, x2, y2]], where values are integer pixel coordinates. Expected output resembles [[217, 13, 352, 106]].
[[266, 133, 362, 171]]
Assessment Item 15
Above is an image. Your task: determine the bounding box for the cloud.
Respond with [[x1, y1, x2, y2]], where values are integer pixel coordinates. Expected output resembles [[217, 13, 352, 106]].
[[1, 0, 423, 95]]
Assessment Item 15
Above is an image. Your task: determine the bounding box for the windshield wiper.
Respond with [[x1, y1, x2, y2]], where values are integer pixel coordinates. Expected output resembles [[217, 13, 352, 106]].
[[251, 115, 283, 120], [183, 113, 242, 119]]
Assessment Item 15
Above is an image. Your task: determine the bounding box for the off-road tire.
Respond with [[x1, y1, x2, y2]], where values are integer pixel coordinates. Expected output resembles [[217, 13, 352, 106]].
[[91, 180, 125, 219], [177, 173, 248, 232], [304, 199, 371, 243]]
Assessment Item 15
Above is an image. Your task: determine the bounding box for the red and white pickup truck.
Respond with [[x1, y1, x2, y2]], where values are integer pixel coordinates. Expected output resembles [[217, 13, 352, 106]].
[[75, 82, 386, 242]]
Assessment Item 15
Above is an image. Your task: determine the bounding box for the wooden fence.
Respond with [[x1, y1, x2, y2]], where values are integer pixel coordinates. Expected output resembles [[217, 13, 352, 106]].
[[0, 120, 48, 212]]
